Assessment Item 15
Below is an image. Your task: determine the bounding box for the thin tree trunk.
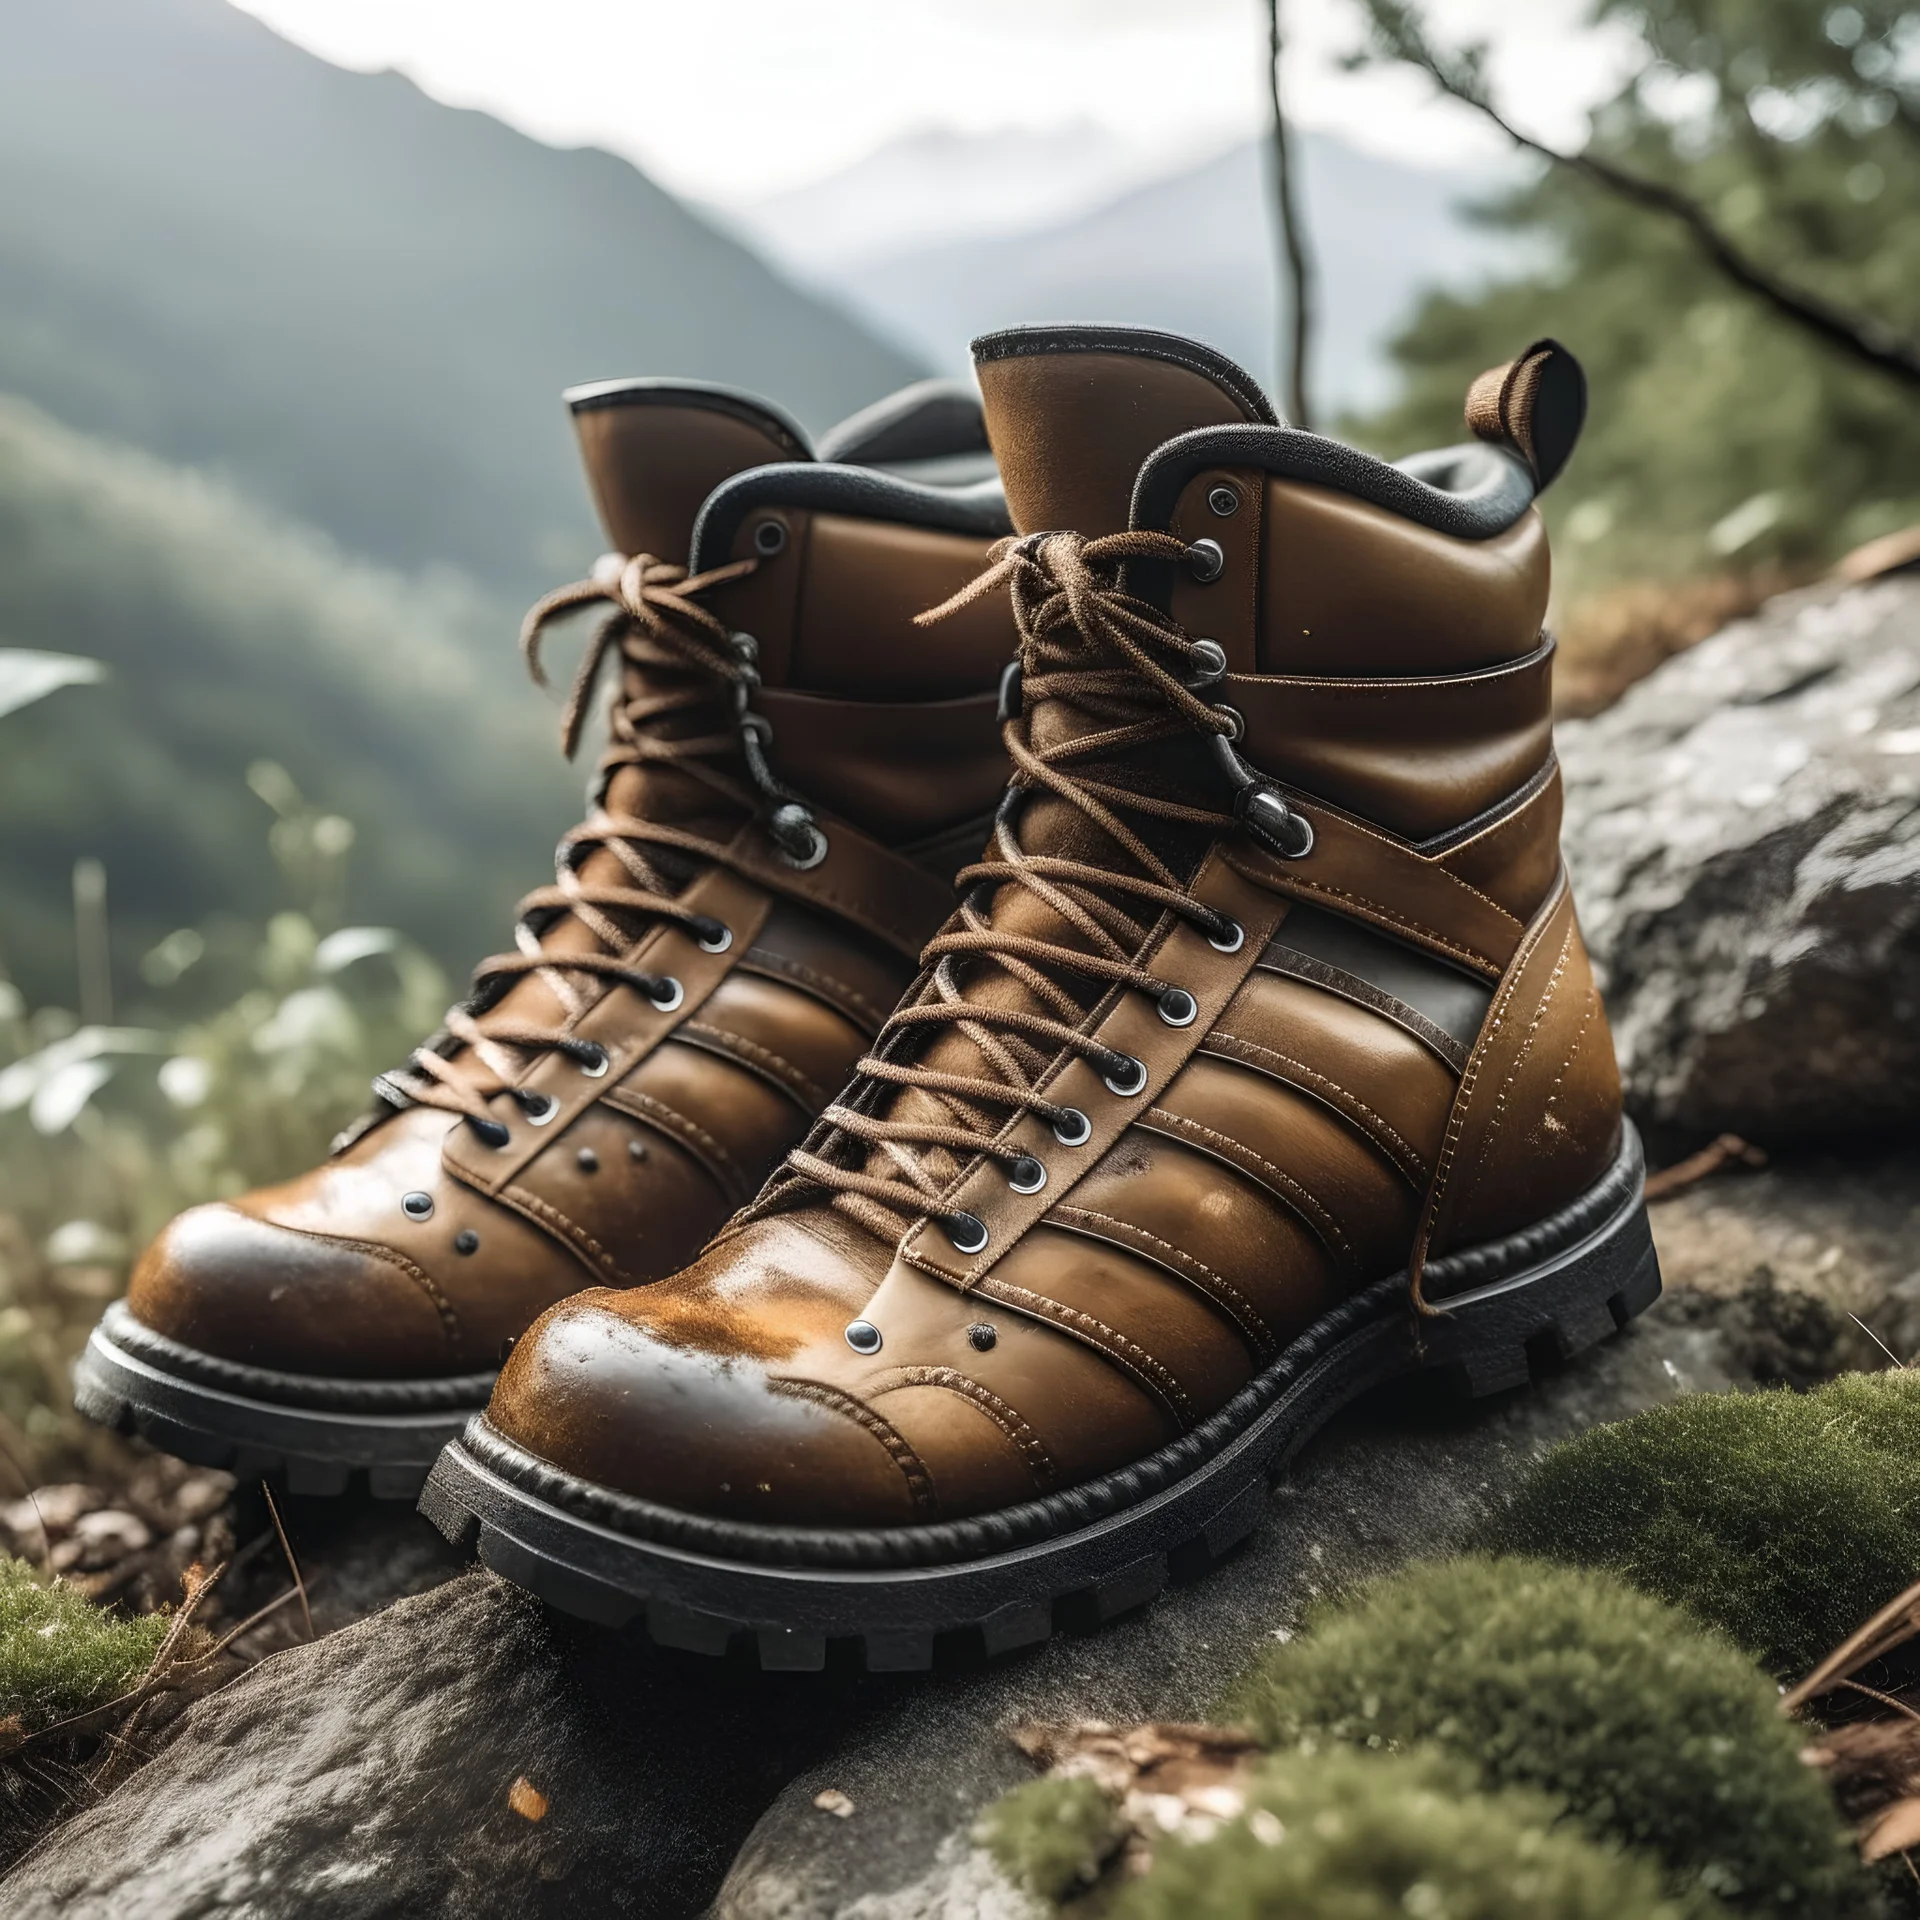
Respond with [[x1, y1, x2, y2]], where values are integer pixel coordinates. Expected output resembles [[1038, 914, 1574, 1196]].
[[1267, 0, 1317, 428]]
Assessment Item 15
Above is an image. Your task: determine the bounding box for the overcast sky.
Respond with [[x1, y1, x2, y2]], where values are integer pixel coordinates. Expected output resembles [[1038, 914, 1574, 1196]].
[[228, 0, 1634, 206]]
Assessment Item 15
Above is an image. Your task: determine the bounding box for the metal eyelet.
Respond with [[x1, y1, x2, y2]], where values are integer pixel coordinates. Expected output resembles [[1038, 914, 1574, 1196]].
[[1187, 638, 1227, 688], [1207, 918, 1246, 954], [753, 519, 788, 557], [1186, 537, 1226, 583], [1213, 703, 1245, 742], [1007, 1154, 1047, 1195], [522, 1091, 560, 1126], [844, 1319, 882, 1355], [648, 976, 685, 1013], [401, 1190, 434, 1221], [695, 921, 733, 954], [575, 1042, 611, 1078], [1157, 987, 1198, 1028], [769, 802, 829, 871], [946, 1211, 990, 1256], [1208, 484, 1240, 518], [1052, 1107, 1092, 1147], [1103, 1055, 1149, 1098]]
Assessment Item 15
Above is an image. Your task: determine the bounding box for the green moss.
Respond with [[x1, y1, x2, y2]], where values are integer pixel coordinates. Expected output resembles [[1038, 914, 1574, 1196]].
[[1224, 1557, 1867, 1918], [1112, 1747, 1694, 1920], [0, 1557, 167, 1732], [978, 1773, 1120, 1903], [1492, 1372, 1920, 1676]]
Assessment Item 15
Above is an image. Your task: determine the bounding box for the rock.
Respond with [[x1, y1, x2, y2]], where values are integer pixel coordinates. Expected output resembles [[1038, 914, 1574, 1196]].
[[1560, 574, 1920, 1142]]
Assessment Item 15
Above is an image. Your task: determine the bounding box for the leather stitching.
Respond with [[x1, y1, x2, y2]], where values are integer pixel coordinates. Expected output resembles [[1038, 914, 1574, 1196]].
[[1543, 981, 1600, 1133], [737, 948, 891, 1032], [254, 1220, 465, 1361], [1141, 1107, 1360, 1274], [765, 1377, 939, 1515], [1048, 1203, 1275, 1357], [675, 1020, 828, 1111], [498, 1186, 632, 1287], [871, 1366, 1057, 1487], [599, 1085, 751, 1204], [1202, 1029, 1432, 1188], [975, 1277, 1196, 1426]]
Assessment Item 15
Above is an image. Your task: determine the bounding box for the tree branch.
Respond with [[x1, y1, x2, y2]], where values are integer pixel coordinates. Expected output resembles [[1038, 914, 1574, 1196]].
[[1356, 0, 1920, 392], [1267, 0, 1318, 428]]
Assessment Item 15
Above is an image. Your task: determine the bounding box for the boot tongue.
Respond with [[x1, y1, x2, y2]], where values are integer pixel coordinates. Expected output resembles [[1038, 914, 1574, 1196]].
[[972, 324, 1274, 539], [565, 379, 812, 564]]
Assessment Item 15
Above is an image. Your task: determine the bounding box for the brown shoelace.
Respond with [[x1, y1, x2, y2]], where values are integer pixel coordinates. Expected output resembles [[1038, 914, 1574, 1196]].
[[375, 551, 793, 1144], [754, 530, 1263, 1244]]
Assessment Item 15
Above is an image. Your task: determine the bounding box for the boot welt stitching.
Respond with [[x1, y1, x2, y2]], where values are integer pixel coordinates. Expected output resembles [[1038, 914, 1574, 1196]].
[[1202, 1030, 1432, 1189], [870, 1365, 1057, 1488], [1047, 1203, 1274, 1359], [674, 1020, 829, 1112], [1140, 1107, 1360, 1275], [970, 1277, 1196, 1428], [739, 948, 892, 1033], [598, 1085, 752, 1206], [765, 1377, 939, 1516], [246, 1221, 465, 1361]]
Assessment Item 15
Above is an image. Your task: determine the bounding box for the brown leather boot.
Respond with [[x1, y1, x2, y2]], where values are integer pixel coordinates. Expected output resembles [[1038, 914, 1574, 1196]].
[[75, 376, 1017, 1495], [423, 326, 1659, 1663]]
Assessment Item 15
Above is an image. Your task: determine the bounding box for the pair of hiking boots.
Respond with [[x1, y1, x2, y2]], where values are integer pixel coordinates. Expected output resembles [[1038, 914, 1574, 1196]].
[[76, 325, 1658, 1669]]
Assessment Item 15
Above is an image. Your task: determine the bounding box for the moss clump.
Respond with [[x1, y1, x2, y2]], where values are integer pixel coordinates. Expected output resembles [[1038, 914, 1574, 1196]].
[[1112, 1747, 1693, 1920], [978, 1773, 1120, 1903], [1225, 1557, 1867, 1918], [1492, 1371, 1920, 1676], [0, 1557, 166, 1732]]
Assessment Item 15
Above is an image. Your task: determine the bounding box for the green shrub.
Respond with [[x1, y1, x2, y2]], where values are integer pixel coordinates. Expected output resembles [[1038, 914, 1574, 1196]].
[[978, 1774, 1120, 1904], [1111, 1747, 1693, 1920], [0, 1557, 166, 1732], [1225, 1557, 1867, 1918], [1493, 1373, 1920, 1677]]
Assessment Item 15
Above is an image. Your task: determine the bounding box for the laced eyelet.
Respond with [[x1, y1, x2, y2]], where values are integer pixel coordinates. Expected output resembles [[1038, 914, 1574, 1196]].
[[1186, 537, 1226, 583], [1213, 703, 1245, 742], [647, 976, 685, 1013], [520, 1091, 560, 1126], [1207, 917, 1246, 954], [844, 1319, 882, 1355], [769, 802, 829, 871], [1007, 1154, 1047, 1195], [1052, 1107, 1092, 1147], [1156, 987, 1198, 1028], [572, 1042, 611, 1078], [1103, 1055, 1149, 1098], [695, 921, 733, 954], [1186, 639, 1227, 687], [945, 1211, 990, 1256]]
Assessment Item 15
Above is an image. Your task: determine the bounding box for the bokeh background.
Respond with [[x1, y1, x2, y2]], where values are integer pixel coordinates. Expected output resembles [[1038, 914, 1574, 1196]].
[[1, 0, 1913, 1475]]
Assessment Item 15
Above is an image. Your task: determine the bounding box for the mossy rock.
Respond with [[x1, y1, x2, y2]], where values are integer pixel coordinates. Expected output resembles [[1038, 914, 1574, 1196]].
[[0, 1557, 167, 1733], [1224, 1556, 1868, 1918], [1112, 1747, 1695, 1920], [978, 1774, 1121, 1904], [1492, 1371, 1920, 1676]]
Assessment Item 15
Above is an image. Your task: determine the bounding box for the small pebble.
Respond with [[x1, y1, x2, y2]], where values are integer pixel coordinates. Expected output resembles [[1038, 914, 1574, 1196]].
[[813, 1788, 855, 1818], [508, 1775, 548, 1822]]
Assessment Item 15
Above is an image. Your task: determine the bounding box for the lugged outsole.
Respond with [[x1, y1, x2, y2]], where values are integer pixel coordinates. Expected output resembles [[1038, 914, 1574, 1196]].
[[418, 1128, 1662, 1668], [73, 1309, 491, 1500]]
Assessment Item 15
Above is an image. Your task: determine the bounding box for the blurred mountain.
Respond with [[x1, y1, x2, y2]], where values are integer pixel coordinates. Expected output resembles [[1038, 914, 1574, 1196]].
[[0, 394, 580, 1012], [0, 0, 921, 602], [732, 130, 1528, 416]]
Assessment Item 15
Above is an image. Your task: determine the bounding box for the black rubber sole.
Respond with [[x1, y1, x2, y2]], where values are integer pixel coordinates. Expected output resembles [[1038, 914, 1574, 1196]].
[[73, 1302, 494, 1499], [418, 1127, 1661, 1669]]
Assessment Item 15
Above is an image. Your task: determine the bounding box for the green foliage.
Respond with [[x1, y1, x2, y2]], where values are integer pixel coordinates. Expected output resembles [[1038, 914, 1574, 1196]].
[[1354, 0, 1920, 596], [1226, 1556, 1868, 1917], [0, 1557, 166, 1733], [0, 393, 578, 1009], [977, 1774, 1121, 1903], [1111, 1747, 1693, 1920], [1493, 1373, 1920, 1676]]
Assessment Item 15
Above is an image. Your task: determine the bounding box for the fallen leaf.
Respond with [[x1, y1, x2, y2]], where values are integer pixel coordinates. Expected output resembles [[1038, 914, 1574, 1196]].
[[508, 1775, 548, 1822]]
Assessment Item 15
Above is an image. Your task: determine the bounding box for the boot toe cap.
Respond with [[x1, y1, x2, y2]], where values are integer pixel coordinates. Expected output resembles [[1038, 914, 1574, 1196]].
[[486, 1296, 930, 1529], [127, 1202, 456, 1376]]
